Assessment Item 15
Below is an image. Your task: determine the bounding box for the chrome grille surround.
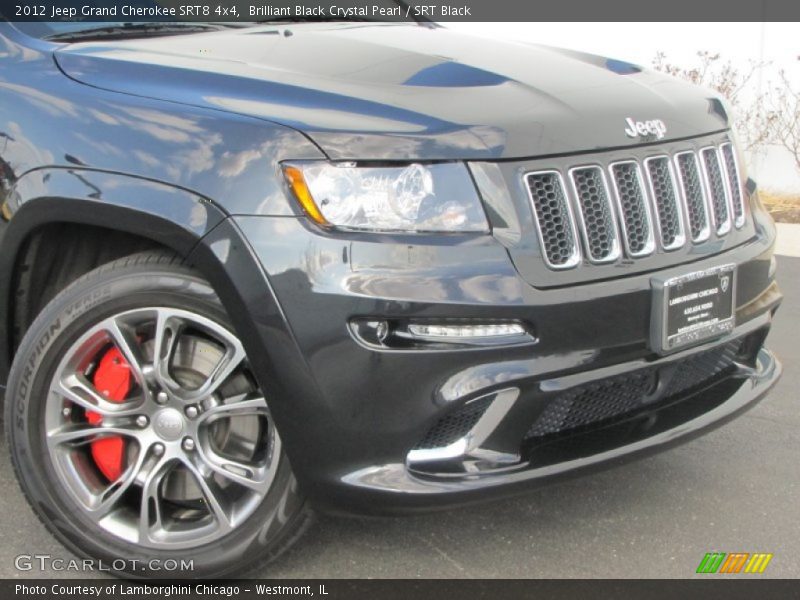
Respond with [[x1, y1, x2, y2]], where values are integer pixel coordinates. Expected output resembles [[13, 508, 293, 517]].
[[568, 165, 621, 264], [608, 160, 656, 257], [523, 170, 582, 270], [719, 142, 746, 228], [699, 145, 733, 236], [673, 150, 712, 244], [643, 155, 686, 251], [522, 139, 747, 271]]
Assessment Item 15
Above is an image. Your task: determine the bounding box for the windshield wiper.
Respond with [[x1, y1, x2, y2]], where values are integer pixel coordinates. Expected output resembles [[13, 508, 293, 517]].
[[45, 22, 225, 42]]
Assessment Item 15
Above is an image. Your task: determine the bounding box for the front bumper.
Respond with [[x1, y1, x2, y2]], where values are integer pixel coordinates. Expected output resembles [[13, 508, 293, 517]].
[[195, 199, 781, 515], [338, 343, 780, 511]]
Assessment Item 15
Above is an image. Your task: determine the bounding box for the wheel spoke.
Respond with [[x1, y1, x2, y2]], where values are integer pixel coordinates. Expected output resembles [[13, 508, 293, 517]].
[[150, 309, 248, 402], [138, 457, 173, 544], [198, 395, 269, 426], [152, 310, 183, 392], [181, 457, 234, 532], [89, 444, 148, 520], [197, 340, 247, 399], [104, 317, 148, 395], [197, 447, 274, 493], [195, 395, 274, 491], [58, 374, 143, 417], [47, 423, 141, 447]]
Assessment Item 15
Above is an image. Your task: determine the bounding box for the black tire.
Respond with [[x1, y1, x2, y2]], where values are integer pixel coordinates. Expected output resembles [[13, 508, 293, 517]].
[[5, 251, 312, 578]]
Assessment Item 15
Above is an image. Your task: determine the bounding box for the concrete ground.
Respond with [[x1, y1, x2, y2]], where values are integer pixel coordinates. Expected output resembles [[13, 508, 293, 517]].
[[0, 259, 797, 579]]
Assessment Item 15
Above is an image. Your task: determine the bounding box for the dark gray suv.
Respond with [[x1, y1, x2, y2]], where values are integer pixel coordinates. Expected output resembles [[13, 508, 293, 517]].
[[0, 17, 781, 577]]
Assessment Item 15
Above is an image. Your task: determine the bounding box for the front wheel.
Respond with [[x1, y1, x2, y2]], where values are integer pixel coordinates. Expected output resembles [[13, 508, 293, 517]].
[[5, 252, 311, 578]]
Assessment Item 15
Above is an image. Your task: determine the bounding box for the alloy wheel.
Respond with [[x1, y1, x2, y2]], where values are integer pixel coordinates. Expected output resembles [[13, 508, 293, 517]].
[[44, 307, 281, 549]]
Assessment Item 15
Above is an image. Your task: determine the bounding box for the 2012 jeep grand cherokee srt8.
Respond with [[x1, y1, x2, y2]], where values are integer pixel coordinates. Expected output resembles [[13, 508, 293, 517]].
[[0, 17, 782, 578]]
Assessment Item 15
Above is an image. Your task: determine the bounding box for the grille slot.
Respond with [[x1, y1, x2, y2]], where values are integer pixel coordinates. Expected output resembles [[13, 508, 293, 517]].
[[644, 156, 685, 251], [524, 171, 581, 269], [525, 339, 743, 440], [569, 166, 620, 263], [720, 143, 746, 228], [674, 151, 711, 243], [609, 161, 656, 256], [700, 147, 732, 235]]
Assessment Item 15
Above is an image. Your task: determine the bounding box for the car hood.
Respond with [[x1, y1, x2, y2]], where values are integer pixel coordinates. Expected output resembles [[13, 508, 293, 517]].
[[55, 23, 731, 161]]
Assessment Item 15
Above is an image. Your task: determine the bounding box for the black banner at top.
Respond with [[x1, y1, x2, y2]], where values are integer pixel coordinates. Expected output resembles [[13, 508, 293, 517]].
[[2, 0, 800, 22]]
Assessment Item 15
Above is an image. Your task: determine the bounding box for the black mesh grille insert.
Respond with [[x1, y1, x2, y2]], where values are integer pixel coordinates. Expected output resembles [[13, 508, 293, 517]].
[[610, 162, 653, 255], [525, 339, 743, 440], [700, 147, 731, 234], [676, 152, 709, 242], [660, 340, 743, 398], [413, 395, 493, 450], [526, 369, 657, 438], [720, 143, 744, 226], [570, 167, 618, 261], [526, 172, 578, 268], [645, 157, 683, 249]]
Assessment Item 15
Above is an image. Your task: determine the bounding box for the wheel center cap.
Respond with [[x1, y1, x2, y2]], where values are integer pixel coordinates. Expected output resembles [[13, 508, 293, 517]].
[[153, 408, 185, 441]]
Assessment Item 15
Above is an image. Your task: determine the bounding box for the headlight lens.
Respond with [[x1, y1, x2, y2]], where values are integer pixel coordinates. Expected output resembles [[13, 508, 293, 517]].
[[283, 162, 489, 233]]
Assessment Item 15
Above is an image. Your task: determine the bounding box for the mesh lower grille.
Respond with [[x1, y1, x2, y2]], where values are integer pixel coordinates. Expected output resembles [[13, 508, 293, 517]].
[[525, 339, 743, 440], [525, 172, 578, 268], [570, 167, 618, 261], [526, 369, 657, 438], [676, 152, 710, 242], [720, 143, 745, 226], [645, 157, 683, 250], [700, 147, 731, 234], [413, 395, 493, 450], [610, 162, 654, 256], [661, 340, 742, 398]]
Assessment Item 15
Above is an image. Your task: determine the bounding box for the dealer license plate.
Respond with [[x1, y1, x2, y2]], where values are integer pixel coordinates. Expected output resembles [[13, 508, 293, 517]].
[[652, 264, 736, 353]]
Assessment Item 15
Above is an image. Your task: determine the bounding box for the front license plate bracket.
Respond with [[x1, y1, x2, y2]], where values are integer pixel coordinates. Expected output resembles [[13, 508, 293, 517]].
[[651, 263, 737, 354]]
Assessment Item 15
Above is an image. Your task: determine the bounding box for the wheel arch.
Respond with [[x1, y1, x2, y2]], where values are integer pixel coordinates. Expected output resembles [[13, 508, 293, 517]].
[[0, 168, 322, 482], [0, 167, 228, 381]]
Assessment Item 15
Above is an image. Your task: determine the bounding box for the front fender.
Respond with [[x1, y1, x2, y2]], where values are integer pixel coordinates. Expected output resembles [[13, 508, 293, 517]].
[[0, 167, 228, 380]]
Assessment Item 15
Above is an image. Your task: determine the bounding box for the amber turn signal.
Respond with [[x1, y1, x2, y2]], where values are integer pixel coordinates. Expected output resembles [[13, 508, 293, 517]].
[[283, 165, 328, 225]]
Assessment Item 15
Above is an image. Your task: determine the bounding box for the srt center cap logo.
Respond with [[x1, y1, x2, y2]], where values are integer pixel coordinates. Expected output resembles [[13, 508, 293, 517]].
[[624, 117, 667, 140], [153, 408, 185, 441]]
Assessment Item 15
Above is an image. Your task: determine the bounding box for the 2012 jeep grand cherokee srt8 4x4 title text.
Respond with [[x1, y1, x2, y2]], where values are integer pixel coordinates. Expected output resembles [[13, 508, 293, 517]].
[[0, 18, 782, 578]]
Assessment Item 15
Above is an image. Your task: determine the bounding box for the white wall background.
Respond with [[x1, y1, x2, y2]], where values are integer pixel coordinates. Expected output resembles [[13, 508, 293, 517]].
[[446, 22, 800, 193]]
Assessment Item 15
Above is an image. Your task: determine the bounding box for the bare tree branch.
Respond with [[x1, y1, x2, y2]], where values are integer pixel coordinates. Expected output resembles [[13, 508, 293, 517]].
[[651, 51, 776, 156]]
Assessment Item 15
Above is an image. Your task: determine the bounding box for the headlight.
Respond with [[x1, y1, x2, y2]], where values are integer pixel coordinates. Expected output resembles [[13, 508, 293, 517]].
[[283, 162, 489, 233]]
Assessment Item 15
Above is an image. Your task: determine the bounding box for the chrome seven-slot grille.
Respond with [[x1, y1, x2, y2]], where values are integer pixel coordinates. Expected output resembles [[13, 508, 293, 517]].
[[525, 142, 745, 269]]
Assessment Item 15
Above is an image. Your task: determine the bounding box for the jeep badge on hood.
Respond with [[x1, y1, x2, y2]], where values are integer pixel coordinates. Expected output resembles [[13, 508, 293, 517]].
[[624, 117, 668, 139]]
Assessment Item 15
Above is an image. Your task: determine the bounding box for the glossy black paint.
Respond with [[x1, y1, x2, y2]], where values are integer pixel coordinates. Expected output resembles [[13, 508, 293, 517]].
[[230, 209, 779, 511], [0, 22, 782, 514], [52, 23, 733, 162]]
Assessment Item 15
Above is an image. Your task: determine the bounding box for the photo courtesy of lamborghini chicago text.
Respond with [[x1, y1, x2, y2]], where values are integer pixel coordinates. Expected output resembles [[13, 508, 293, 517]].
[[0, 0, 798, 597]]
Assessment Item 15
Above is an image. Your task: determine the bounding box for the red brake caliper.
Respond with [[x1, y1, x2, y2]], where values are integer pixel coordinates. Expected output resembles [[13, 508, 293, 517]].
[[86, 347, 131, 482]]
